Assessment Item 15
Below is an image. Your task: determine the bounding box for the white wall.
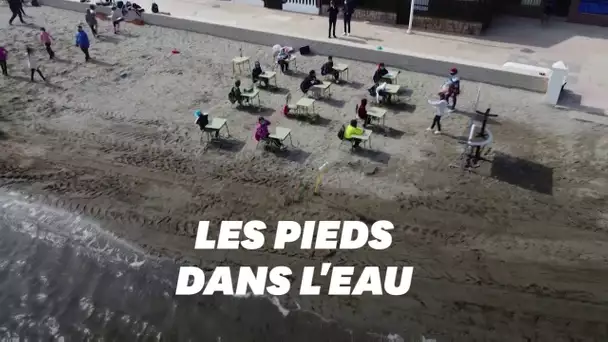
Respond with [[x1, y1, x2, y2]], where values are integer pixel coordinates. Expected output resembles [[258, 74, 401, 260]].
[[40, 0, 548, 93]]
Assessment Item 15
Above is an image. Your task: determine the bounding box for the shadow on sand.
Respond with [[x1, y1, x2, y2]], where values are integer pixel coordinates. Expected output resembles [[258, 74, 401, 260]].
[[353, 148, 391, 164], [206, 138, 245, 153], [237, 105, 275, 116], [490, 152, 553, 195], [9, 75, 64, 89], [557, 90, 606, 116], [272, 147, 311, 164], [286, 113, 332, 127]]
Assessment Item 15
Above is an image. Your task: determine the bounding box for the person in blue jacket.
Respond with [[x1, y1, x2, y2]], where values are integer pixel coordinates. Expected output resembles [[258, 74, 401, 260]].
[[75, 25, 91, 62]]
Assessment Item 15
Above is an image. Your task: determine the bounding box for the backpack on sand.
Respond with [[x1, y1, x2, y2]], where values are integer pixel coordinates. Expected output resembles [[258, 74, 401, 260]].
[[228, 88, 237, 104], [337, 125, 345, 140]]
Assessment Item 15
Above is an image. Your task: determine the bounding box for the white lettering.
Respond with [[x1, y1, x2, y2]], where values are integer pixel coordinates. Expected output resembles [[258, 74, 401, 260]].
[[194, 221, 215, 249], [368, 221, 394, 250], [315, 221, 340, 249], [216, 221, 243, 249], [175, 266, 205, 295], [328, 266, 354, 295], [202, 266, 233, 295], [241, 220, 266, 250], [267, 266, 292, 296], [274, 221, 302, 249], [351, 267, 383, 295]]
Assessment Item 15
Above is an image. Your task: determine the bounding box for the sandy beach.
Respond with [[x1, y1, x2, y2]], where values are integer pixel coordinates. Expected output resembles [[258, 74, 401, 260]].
[[1, 5, 608, 341]]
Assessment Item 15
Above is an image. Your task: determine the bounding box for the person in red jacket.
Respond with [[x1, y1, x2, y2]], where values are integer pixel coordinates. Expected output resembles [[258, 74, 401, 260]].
[[357, 98, 371, 127]]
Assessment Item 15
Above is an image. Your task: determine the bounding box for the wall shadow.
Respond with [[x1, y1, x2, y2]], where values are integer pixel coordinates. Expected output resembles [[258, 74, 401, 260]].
[[558, 90, 606, 116], [490, 152, 553, 195]]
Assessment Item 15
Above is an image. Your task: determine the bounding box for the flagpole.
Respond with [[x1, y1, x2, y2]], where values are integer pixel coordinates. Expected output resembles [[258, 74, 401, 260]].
[[407, 0, 415, 34]]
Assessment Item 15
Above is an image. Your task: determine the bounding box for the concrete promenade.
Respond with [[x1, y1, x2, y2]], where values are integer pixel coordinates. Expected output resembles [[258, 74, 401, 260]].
[[45, 0, 608, 113]]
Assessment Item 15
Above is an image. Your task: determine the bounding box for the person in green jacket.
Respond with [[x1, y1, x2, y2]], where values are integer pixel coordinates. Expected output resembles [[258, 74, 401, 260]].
[[344, 119, 364, 148]]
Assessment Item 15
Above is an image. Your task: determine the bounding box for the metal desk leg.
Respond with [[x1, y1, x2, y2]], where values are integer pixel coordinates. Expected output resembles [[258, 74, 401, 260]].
[[288, 133, 294, 147], [224, 124, 230, 137]]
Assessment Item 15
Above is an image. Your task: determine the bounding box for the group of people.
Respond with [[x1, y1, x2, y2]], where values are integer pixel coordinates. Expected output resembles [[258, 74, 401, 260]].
[[0, 24, 90, 81], [343, 66, 461, 149], [194, 110, 285, 151], [327, 0, 355, 38], [427, 68, 460, 134], [1, 3, 142, 81]]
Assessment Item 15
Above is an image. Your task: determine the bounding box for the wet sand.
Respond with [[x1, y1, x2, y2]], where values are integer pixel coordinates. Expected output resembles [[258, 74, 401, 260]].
[[1, 6, 608, 341]]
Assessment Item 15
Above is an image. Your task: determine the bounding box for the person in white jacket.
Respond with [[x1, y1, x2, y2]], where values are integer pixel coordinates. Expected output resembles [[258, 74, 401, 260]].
[[25, 47, 45, 82], [111, 6, 124, 34], [375, 82, 390, 104], [427, 92, 448, 134]]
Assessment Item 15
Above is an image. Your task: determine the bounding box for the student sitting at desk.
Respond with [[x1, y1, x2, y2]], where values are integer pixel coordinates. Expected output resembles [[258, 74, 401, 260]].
[[252, 61, 268, 88], [194, 110, 219, 138], [373, 63, 389, 84], [228, 80, 249, 106], [321, 56, 340, 84], [344, 119, 364, 148], [255, 117, 285, 150], [300, 70, 322, 94], [375, 82, 391, 104], [276, 47, 292, 73], [368, 63, 389, 95], [357, 98, 371, 127]]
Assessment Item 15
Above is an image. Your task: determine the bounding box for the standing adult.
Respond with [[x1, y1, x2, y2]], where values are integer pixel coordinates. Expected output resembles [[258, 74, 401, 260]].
[[0, 45, 8, 76], [18, 0, 30, 18], [343, 0, 354, 36], [75, 26, 91, 62], [8, 0, 26, 25], [85, 5, 99, 37], [328, 1, 339, 39]]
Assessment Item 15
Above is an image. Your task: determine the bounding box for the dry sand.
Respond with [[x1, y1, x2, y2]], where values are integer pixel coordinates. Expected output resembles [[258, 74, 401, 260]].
[[1, 6, 608, 341]]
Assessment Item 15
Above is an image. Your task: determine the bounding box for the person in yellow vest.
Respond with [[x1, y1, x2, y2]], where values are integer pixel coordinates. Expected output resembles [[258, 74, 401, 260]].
[[344, 119, 364, 148]]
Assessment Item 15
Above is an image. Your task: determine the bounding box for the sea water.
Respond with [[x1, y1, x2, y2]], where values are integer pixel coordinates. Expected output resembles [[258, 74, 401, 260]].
[[0, 190, 406, 341]]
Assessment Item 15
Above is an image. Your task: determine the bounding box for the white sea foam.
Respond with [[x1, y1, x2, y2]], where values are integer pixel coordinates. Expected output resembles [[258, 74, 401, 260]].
[[0, 190, 409, 342]]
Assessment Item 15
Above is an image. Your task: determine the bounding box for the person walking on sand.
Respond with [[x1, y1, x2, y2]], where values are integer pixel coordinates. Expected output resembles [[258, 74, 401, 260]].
[[8, 0, 26, 25], [111, 6, 124, 34], [327, 1, 338, 39], [75, 26, 91, 62], [39, 27, 55, 59], [85, 5, 99, 37], [0, 46, 8, 76], [427, 92, 448, 135], [26, 47, 46, 82]]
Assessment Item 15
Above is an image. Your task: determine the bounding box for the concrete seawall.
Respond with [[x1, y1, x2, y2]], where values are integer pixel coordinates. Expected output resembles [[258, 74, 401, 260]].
[[40, 0, 548, 93]]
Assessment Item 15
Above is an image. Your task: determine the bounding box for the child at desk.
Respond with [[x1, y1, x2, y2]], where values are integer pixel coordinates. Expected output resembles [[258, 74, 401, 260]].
[[300, 70, 322, 95], [357, 98, 371, 127], [321, 56, 340, 84], [255, 117, 285, 150], [344, 119, 364, 148], [252, 61, 268, 88], [229, 80, 250, 106], [194, 110, 219, 138]]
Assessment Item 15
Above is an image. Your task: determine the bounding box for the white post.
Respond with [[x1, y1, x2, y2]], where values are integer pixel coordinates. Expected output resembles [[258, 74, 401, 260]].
[[474, 84, 481, 112], [407, 0, 415, 34]]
